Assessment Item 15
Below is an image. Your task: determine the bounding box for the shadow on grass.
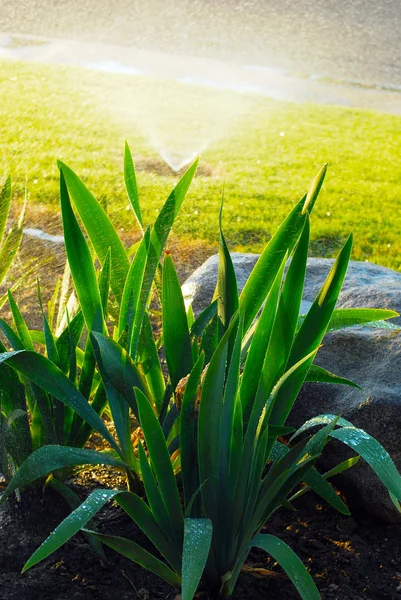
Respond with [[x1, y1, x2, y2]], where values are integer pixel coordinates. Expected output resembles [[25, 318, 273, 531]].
[[309, 235, 347, 258]]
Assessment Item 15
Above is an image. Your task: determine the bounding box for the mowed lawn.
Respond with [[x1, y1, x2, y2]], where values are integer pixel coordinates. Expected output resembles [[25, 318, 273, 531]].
[[1, 58, 401, 269]]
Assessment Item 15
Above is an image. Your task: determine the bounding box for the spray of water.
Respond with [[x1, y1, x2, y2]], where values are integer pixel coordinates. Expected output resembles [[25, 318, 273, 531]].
[[0, 34, 262, 172]]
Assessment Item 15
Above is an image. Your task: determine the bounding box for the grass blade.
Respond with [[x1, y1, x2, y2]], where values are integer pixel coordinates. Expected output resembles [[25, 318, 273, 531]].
[[0, 175, 11, 244]]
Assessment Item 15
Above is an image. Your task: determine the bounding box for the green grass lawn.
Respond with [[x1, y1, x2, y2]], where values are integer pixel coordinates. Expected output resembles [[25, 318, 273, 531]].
[[1, 58, 401, 270]]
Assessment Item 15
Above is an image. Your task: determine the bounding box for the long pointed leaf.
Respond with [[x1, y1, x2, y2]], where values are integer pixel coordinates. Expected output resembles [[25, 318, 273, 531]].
[[124, 141, 143, 231], [88, 532, 180, 587], [0, 350, 119, 453], [60, 171, 105, 334], [251, 534, 321, 600], [182, 518, 213, 600], [163, 253, 193, 389], [135, 387, 183, 538], [59, 162, 129, 304], [2, 446, 126, 503]]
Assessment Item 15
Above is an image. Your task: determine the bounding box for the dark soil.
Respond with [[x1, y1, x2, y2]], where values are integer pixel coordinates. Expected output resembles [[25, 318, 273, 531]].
[[1, 480, 400, 600]]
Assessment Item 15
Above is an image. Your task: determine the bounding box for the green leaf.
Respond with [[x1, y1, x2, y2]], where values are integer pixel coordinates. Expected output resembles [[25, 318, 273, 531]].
[[290, 414, 353, 439], [0, 184, 26, 286], [0, 318, 25, 350], [239, 195, 308, 333], [135, 387, 183, 537], [323, 455, 360, 478], [98, 247, 112, 315], [124, 141, 143, 231], [90, 331, 150, 417], [89, 532, 181, 587], [37, 281, 60, 367], [131, 159, 199, 357], [0, 350, 119, 453], [22, 488, 121, 572], [60, 171, 105, 334], [7, 290, 34, 351], [270, 235, 353, 428], [182, 518, 213, 600], [0, 225, 23, 286], [327, 308, 399, 331], [1, 446, 126, 503], [190, 300, 218, 339], [163, 253, 193, 389], [116, 488, 183, 571], [251, 534, 321, 600], [47, 478, 106, 561], [198, 321, 229, 524], [138, 442, 177, 547], [217, 201, 239, 330], [305, 365, 361, 388], [299, 468, 350, 515], [289, 457, 360, 505], [137, 310, 165, 412], [302, 163, 327, 215], [331, 425, 401, 502], [59, 162, 129, 304], [218, 317, 242, 515], [187, 304, 195, 330], [199, 313, 219, 363], [56, 311, 85, 375], [180, 352, 205, 508], [118, 227, 150, 342], [240, 251, 287, 423]]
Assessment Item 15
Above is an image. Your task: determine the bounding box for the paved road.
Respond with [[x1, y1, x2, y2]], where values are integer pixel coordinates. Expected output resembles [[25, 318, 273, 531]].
[[0, 0, 400, 86]]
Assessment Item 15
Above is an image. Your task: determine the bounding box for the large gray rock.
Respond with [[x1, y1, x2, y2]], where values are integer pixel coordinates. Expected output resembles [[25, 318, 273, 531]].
[[182, 253, 401, 521], [182, 253, 401, 321], [182, 253, 259, 314], [293, 329, 401, 522]]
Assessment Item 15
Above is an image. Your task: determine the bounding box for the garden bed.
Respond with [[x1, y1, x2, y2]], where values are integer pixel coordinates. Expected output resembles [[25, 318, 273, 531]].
[[1, 481, 399, 600]]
